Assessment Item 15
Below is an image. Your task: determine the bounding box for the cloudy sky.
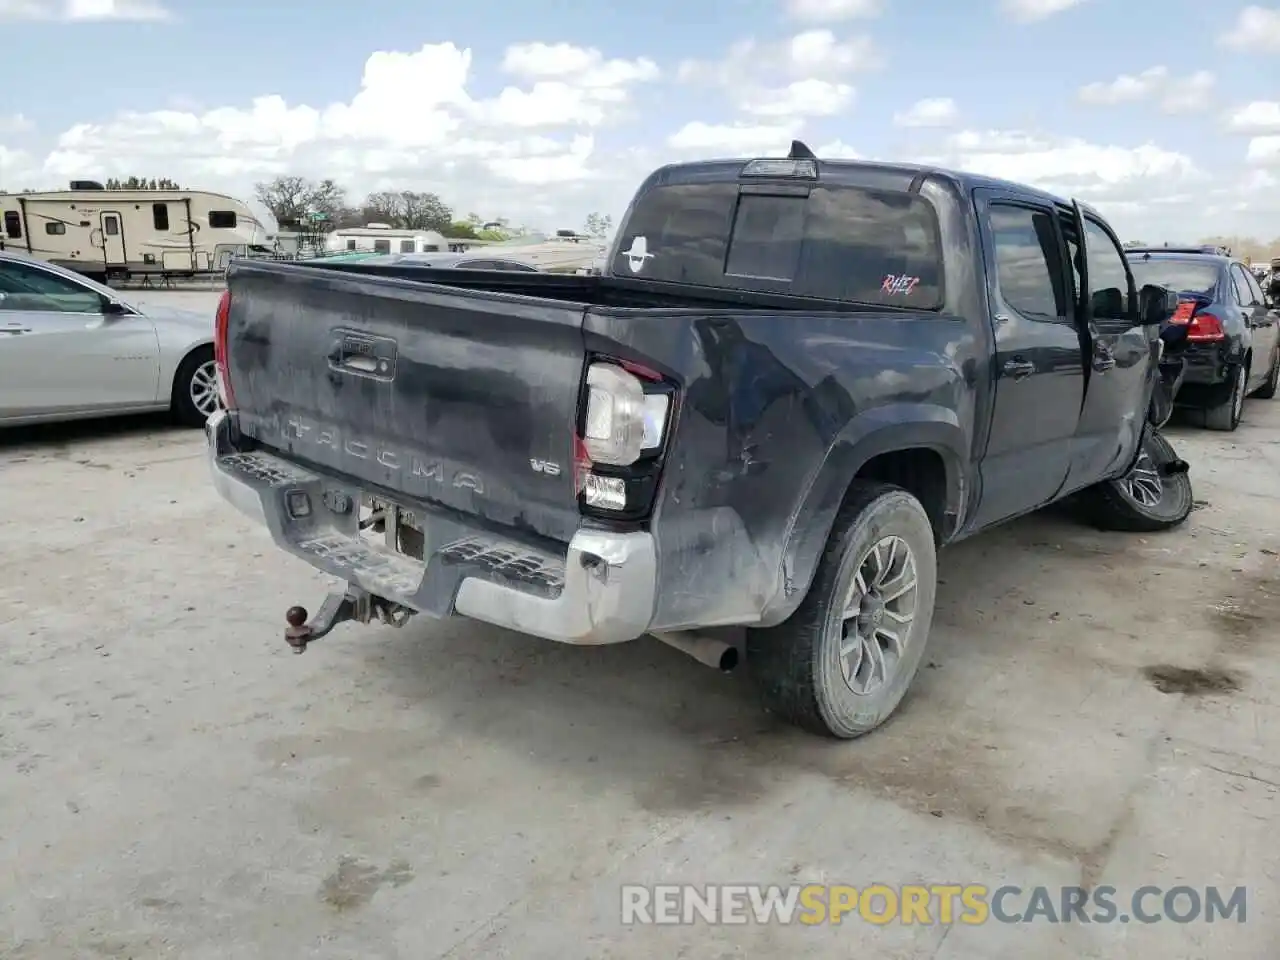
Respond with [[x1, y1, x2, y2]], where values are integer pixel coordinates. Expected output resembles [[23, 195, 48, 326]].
[[0, 0, 1278, 240]]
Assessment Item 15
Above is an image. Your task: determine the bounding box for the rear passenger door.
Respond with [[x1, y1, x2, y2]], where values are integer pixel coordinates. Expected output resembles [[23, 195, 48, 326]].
[[1232, 264, 1278, 389], [969, 190, 1085, 529], [1063, 210, 1155, 490]]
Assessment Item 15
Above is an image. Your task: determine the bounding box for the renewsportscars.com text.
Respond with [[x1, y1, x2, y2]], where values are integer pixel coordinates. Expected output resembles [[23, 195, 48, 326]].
[[621, 884, 1248, 926]]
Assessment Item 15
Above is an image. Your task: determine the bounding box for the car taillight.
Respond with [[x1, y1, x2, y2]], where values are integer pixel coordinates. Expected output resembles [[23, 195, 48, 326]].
[[575, 358, 675, 520], [213, 288, 236, 408], [1169, 301, 1226, 342], [1187, 312, 1225, 341]]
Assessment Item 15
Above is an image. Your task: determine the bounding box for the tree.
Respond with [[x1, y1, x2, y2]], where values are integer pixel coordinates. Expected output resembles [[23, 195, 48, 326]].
[[583, 212, 613, 239], [361, 190, 452, 232], [103, 176, 181, 190], [253, 175, 349, 227]]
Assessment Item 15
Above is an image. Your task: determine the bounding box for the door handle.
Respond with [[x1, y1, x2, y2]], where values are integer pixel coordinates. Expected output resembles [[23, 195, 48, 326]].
[[1002, 358, 1035, 380]]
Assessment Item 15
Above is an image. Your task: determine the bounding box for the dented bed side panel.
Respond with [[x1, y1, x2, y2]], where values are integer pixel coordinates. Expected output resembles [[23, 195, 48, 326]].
[[583, 307, 979, 632]]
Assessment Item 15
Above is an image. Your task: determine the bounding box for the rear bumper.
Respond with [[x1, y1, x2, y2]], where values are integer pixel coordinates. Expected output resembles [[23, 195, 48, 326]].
[[1178, 342, 1233, 387], [206, 410, 657, 645]]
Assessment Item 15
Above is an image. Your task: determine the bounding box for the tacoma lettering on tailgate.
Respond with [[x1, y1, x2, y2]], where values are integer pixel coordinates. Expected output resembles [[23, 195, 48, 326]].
[[282, 417, 485, 494]]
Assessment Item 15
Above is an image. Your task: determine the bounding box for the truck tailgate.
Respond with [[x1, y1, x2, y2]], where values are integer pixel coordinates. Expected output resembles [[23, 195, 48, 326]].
[[223, 261, 588, 544]]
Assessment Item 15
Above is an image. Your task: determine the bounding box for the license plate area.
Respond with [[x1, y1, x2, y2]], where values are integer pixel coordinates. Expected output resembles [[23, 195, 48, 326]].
[[359, 494, 425, 560]]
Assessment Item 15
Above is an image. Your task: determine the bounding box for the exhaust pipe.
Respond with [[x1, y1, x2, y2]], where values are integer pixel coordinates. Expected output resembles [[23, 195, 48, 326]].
[[650, 631, 740, 672]]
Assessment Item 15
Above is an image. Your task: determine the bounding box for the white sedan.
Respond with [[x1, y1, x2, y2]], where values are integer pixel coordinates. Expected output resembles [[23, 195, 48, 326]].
[[0, 251, 218, 428]]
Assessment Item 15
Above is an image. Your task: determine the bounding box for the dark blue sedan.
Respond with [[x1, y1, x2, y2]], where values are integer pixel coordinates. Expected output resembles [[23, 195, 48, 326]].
[[1126, 249, 1280, 431]]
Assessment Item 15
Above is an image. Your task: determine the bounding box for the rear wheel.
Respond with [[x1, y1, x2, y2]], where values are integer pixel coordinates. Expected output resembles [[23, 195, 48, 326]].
[[171, 346, 220, 427], [1084, 429, 1192, 533], [1202, 362, 1246, 431], [1251, 347, 1279, 400], [747, 482, 937, 739]]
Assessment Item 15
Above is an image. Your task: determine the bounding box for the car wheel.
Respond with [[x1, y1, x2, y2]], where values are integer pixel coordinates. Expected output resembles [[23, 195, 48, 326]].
[[1202, 362, 1247, 431], [746, 482, 937, 739], [171, 346, 221, 427], [1251, 347, 1279, 400], [1084, 428, 1193, 533]]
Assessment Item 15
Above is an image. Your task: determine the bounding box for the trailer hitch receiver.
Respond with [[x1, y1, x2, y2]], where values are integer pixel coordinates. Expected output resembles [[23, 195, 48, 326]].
[[283, 587, 413, 653]]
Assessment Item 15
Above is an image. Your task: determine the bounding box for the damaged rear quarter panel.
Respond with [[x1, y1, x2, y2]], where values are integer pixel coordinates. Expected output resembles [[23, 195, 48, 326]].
[[584, 307, 979, 632]]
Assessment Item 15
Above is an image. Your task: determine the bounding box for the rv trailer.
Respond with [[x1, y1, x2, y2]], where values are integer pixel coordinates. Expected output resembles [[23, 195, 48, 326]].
[[324, 224, 448, 255], [0, 181, 275, 281]]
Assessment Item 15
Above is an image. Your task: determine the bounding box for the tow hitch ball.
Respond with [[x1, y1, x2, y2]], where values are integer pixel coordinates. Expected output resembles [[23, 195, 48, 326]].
[[283, 587, 413, 653]]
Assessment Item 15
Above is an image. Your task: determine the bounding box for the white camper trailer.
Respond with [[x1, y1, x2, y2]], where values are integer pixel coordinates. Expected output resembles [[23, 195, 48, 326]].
[[325, 224, 447, 256], [0, 181, 274, 281], [485, 230, 608, 274]]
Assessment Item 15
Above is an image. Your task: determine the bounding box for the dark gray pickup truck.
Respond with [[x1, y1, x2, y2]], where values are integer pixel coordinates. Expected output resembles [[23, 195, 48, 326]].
[[208, 143, 1192, 739]]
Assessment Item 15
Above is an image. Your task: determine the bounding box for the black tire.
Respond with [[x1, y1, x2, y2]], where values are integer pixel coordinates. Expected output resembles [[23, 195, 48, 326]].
[[746, 482, 938, 739], [1083, 429, 1193, 533], [1251, 347, 1279, 400], [171, 345, 219, 427], [1202, 361, 1247, 431]]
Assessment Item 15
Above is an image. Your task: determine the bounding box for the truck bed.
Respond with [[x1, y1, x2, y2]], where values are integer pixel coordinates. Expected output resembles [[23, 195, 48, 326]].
[[219, 257, 964, 632]]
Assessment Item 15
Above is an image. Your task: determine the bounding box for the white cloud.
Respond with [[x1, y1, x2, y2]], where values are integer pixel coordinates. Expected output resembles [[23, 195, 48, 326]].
[[0, 146, 39, 191], [1247, 136, 1280, 165], [500, 42, 660, 88], [1218, 5, 1280, 50], [23, 40, 664, 231], [940, 128, 1199, 196], [0, 0, 171, 20], [1077, 66, 1214, 114], [8, 27, 1275, 242], [1000, 0, 1087, 22], [1159, 71, 1215, 113], [814, 140, 864, 158], [786, 0, 882, 21], [0, 113, 34, 134], [678, 30, 885, 87], [740, 79, 854, 117], [893, 97, 958, 128], [677, 30, 879, 131], [480, 43, 659, 129], [934, 128, 1219, 238], [666, 121, 801, 154], [1228, 101, 1280, 133]]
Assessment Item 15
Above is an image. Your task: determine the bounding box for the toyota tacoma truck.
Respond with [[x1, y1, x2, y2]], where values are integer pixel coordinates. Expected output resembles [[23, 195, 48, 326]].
[[207, 142, 1192, 739]]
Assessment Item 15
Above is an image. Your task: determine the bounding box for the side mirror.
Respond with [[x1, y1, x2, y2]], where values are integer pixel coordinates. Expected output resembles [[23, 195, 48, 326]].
[[101, 298, 128, 316], [1137, 283, 1178, 326]]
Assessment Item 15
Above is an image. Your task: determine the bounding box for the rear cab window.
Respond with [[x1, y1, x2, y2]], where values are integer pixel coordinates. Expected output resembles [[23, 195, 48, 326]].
[[611, 171, 945, 309]]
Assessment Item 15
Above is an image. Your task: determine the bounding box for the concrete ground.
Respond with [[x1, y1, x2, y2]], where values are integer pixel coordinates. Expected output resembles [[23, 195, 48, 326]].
[[2, 293, 1277, 958]]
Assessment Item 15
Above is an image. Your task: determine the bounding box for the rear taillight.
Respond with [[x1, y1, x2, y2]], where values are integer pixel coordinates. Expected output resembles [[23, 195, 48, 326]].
[[1187, 312, 1225, 342], [575, 359, 675, 520], [1169, 301, 1226, 342], [213, 288, 236, 409]]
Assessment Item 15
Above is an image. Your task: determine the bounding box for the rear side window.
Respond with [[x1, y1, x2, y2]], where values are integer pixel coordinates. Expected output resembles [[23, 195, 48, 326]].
[[988, 204, 1067, 320], [209, 210, 238, 229], [1230, 265, 1258, 305], [615, 181, 944, 308], [1243, 268, 1266, 304], [399, 239, 415, 253]]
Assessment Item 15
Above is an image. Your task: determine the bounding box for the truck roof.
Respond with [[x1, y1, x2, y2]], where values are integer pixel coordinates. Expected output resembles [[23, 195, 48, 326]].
[[645, 154, 1102, 219]]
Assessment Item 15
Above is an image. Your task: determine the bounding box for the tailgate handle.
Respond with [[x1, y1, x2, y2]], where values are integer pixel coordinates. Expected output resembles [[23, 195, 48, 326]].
[[329, 330, 397, 381]]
